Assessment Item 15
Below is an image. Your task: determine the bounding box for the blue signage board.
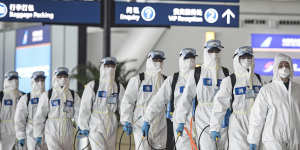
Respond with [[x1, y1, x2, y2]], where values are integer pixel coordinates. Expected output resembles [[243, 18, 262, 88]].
[[15, 25, 52, 92], [0, 0, 100, 25], [114, 2, 239, 27], [255, 58, 300, 76], [252, 34, 300, 52]]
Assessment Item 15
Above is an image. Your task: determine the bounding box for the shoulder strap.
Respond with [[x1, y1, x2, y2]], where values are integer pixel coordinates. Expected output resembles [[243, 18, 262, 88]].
[[18, 92, 25, 100], [254, 73, 262, 84], [222, 67, 230, 77], [45, 89, 53, 120], [70, 90, 75, 100], [230, 73, 236, 111], [27, 93, 31, 106], [138, 73, 145, 89], [170, 72, 179, 113], [193, 66, 202, 107], [139, 73, 145, 83], [0, 91, 3, 103], [48, 89, 53, 101], [194, 66, 201, 85], [116, 82, 120, 94], [93, 80, 99, 95], [162, 75, 167, 80]]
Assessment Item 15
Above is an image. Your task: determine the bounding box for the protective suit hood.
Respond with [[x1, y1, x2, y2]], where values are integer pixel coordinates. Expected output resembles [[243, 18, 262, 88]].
[[31, 79, 45, 97], [3, 78, 19, 94], [100, 64, 116, 81], [273, 53, 294, 81], [203, 47, 221, 86], [145, 58, 163, 76], [233, 55, 253, 78], [203, 40, 223, 69], [30, 71, 46, 97], [233, 46, 254, 78], [179, 57, 195, 79], [99, 63, 116, 95], [52, 73, 70, 92], [203, 48, 220, 69], [178, 48, 196, 78]]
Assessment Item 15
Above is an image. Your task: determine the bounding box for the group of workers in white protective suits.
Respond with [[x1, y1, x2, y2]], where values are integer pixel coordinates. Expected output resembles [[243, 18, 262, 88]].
[[0, 40, 300, 150]]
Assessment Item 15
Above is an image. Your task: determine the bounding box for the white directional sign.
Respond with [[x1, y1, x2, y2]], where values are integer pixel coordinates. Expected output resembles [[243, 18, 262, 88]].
[[222, 9, 235, 24]]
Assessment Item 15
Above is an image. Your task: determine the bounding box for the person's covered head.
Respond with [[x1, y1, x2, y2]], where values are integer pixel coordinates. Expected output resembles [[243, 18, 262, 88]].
[[233, 46, 254, 75], [203, 40, 223, 68], [31, 71, 46, 96], [273, 53, 293, 82], [100, 57, 117, 81], [4, 71, 19, 92], [179, 48, 197, 74], [53, 67, 69, 89], [146, 50, 165, 75]]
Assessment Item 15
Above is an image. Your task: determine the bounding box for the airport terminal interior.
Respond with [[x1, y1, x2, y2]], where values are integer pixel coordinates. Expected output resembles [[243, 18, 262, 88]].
[[0, 0, 300, 150]]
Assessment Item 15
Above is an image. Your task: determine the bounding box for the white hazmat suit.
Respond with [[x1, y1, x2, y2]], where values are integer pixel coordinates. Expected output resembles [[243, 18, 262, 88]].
[[15, 72, 47, 150], [33, 69, 81, 150], [121, 57, 167, 150], [78, 62, 125, 150], [0, 72, 23, 150], [210, 47, 262, 150], [175, 46, 229, 150], [248, 53, 300, 150], [144, 52, 196, 150]]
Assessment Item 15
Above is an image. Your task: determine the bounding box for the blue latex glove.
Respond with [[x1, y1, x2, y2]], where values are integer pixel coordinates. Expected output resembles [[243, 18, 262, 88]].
[[222, 109, 232, 128], [18, 139, 25, 147], [35, 137, 42, 145], [142, 122, 150, 137], [176, 123, 184, 136], [78, 129, 89, 138], [250, 144, 257, 150], [192, 98, 197, 121], [123, 122, 132, 136], [210, 131, 221, 142]]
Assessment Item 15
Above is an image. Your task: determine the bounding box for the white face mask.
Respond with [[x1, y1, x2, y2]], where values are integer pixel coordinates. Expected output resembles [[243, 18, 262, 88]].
[[101, 67, 116, 82], [180, 58, 195, 73], [153, 62, 162, 69], [32, 81, 45, 95], [205, 52, 220, 67], [148, 61, 162, 72], [103, 67, 115, 77], [240, 58, 252, 69], [208, 53, 218, 60], [11, 80, 18, 89], [7, 79, 18, 90], [4, 79, 18, 92], [57, 78, 67, 88], [278, 67, 290, 78], [34, 81, 45, 90]]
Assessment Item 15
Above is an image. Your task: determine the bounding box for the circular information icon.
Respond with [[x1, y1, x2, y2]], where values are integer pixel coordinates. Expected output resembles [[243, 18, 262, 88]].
[[0, 3, 8, 18], [204, 8, 218, 24], [141, 6, 156, 22]]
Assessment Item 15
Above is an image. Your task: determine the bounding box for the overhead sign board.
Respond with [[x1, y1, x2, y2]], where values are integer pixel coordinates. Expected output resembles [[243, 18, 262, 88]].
[[15, 25, 52, 92], [114, 2, 239, 27], [0, 0, 100, 25], [252, 34, 300, 52], [255, 58, 300, 76]]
